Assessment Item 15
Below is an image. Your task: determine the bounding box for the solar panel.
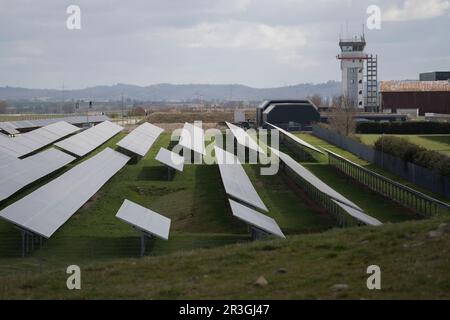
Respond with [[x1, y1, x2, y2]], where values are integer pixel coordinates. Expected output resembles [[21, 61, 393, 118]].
[[331, 199, 382, 226], [0, 115, 110, 132], [179, 122, 205, 155], [115, 199, 171, 240], [55, 121, 123, 157], [214, 146, 268, 212], [0, 148, 130, 238], [229, 199, 285, 238], [226, 122, 265, 154], [155, 147, 184, 172], [0, 148, 75, 201], [117, 122, 164, 157], [271, 147, 362, 211], [0, 121, 80, 157], [266, 122, 323, 154], [0, 123, 19, 135], [0, 151, 16, 167]]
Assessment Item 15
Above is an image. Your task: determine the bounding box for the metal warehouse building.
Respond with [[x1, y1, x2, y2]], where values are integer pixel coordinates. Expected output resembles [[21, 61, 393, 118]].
[[380, 81, 450, 115], [256, 100, 320, 130]]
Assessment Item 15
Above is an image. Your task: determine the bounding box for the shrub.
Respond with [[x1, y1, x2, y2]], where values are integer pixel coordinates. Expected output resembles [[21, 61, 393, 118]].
[[374, 136, 450, 175]]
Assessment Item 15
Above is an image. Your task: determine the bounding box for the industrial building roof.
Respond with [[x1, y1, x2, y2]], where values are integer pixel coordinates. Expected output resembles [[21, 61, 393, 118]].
[[380, 81, 450, 92], [256, 99, 311, 110]]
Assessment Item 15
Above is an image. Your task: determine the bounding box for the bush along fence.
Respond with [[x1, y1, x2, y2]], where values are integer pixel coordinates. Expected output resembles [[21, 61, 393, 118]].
[[324, 148, 450, 217], [312, 125, 450, 200]]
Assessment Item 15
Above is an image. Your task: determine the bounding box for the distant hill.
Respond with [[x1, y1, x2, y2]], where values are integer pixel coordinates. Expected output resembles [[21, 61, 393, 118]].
[[0, 81, 341, 102]]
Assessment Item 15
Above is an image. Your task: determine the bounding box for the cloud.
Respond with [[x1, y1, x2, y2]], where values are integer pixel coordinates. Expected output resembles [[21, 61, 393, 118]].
[[160, 21, 310, 67], [384, 0, 450, 21]]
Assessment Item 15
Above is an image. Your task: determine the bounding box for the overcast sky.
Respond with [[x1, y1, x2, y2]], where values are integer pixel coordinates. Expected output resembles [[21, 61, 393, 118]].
[[0, 0, 449, 89]]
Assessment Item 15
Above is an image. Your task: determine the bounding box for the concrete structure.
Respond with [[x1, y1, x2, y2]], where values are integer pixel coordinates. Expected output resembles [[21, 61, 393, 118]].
[[337, 35, 367, 109], [256, 100, 320, 131], [420, 71, 450, 81], [380, 81, 450, 115], [337, 34, 379, 112]]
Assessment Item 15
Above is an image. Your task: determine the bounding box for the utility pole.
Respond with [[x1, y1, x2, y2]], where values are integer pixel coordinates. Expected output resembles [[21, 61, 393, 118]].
[[121, 94, 124, 126]]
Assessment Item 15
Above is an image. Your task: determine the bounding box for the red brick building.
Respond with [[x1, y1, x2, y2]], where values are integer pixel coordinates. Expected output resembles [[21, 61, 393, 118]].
[[380, 81, 450, 115]]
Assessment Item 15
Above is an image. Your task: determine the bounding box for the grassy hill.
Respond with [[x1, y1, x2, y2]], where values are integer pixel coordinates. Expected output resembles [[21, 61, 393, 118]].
[[1, 215, 449, 299]]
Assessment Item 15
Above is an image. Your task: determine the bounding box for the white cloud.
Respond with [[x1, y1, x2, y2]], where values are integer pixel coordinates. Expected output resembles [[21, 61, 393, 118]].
[[384, 0, 450, 21], [161, 21, 310, 67]]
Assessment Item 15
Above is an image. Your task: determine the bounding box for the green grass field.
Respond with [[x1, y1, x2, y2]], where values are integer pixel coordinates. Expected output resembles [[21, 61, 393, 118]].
[[0, 130, 336, 276], [1, 215, 449, 299], [358, 134, 450, 157]]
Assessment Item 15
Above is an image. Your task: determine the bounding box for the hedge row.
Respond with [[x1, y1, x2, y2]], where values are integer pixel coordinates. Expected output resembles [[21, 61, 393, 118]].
[[357, 121, 450, 134], [374, 136, 450, 175]]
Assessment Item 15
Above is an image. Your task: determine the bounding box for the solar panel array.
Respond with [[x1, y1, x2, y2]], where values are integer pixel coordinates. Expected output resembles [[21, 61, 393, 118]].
[[0, 115, 110, 133], [0, 148, 75, 201], [155, 147, 184, 172], [229, 199, 285, 238], [55, 121, 123, 157], [226, 122, 265, 154], [117, 122, 164, 157], [266, 122, 323, 154], [0, 123, 19, 135], [0, 147, 130, 238], [214, 146, 268, 212], [179, 122, 205, 155], [271, 148, 381, 226], [116, 199, 171, 240], [0, 121, 80, 157]]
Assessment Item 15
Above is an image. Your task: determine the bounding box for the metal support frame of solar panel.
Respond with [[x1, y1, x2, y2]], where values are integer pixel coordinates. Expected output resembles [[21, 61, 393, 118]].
[[0, 115, 110, 132], [214, 146, 268, 212], [0, 148, 130, 252], [0, 121, 80, 158], [0, 148, 75, 202], [116, 199, 171, 256], [55, 121, 123, 157], [229, 199, 285, 239], [117, 122, 164, 157], [179, 122, 206, 155], [225, 121, 265, 154], [270, 147, 381, 227], [266, 122, 323, 155]]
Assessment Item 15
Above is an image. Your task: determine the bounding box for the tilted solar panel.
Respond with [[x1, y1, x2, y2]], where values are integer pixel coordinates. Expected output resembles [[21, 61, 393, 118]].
[[214, 146, 268, 212], [229, 199, 285, 238], [0, 148, 75, 201], [155, 147, 184, 172], [0, 121, 80, 157], [266, 122, 323, 154], [117, 122, 164, 157], [55, 121, 123, 157], [115, 199, 171, 240], [226, 122, 265, 154], [0, 147, 130, 238]]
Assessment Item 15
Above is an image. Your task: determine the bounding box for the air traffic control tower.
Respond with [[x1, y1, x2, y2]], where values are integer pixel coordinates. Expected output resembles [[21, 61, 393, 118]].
[[337, 34, 379, 112]]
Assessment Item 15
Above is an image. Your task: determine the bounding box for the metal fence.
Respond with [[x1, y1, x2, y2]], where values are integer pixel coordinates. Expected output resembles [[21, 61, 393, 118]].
[[326, 150, 450, 217], [312, 125, 450, 200]]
